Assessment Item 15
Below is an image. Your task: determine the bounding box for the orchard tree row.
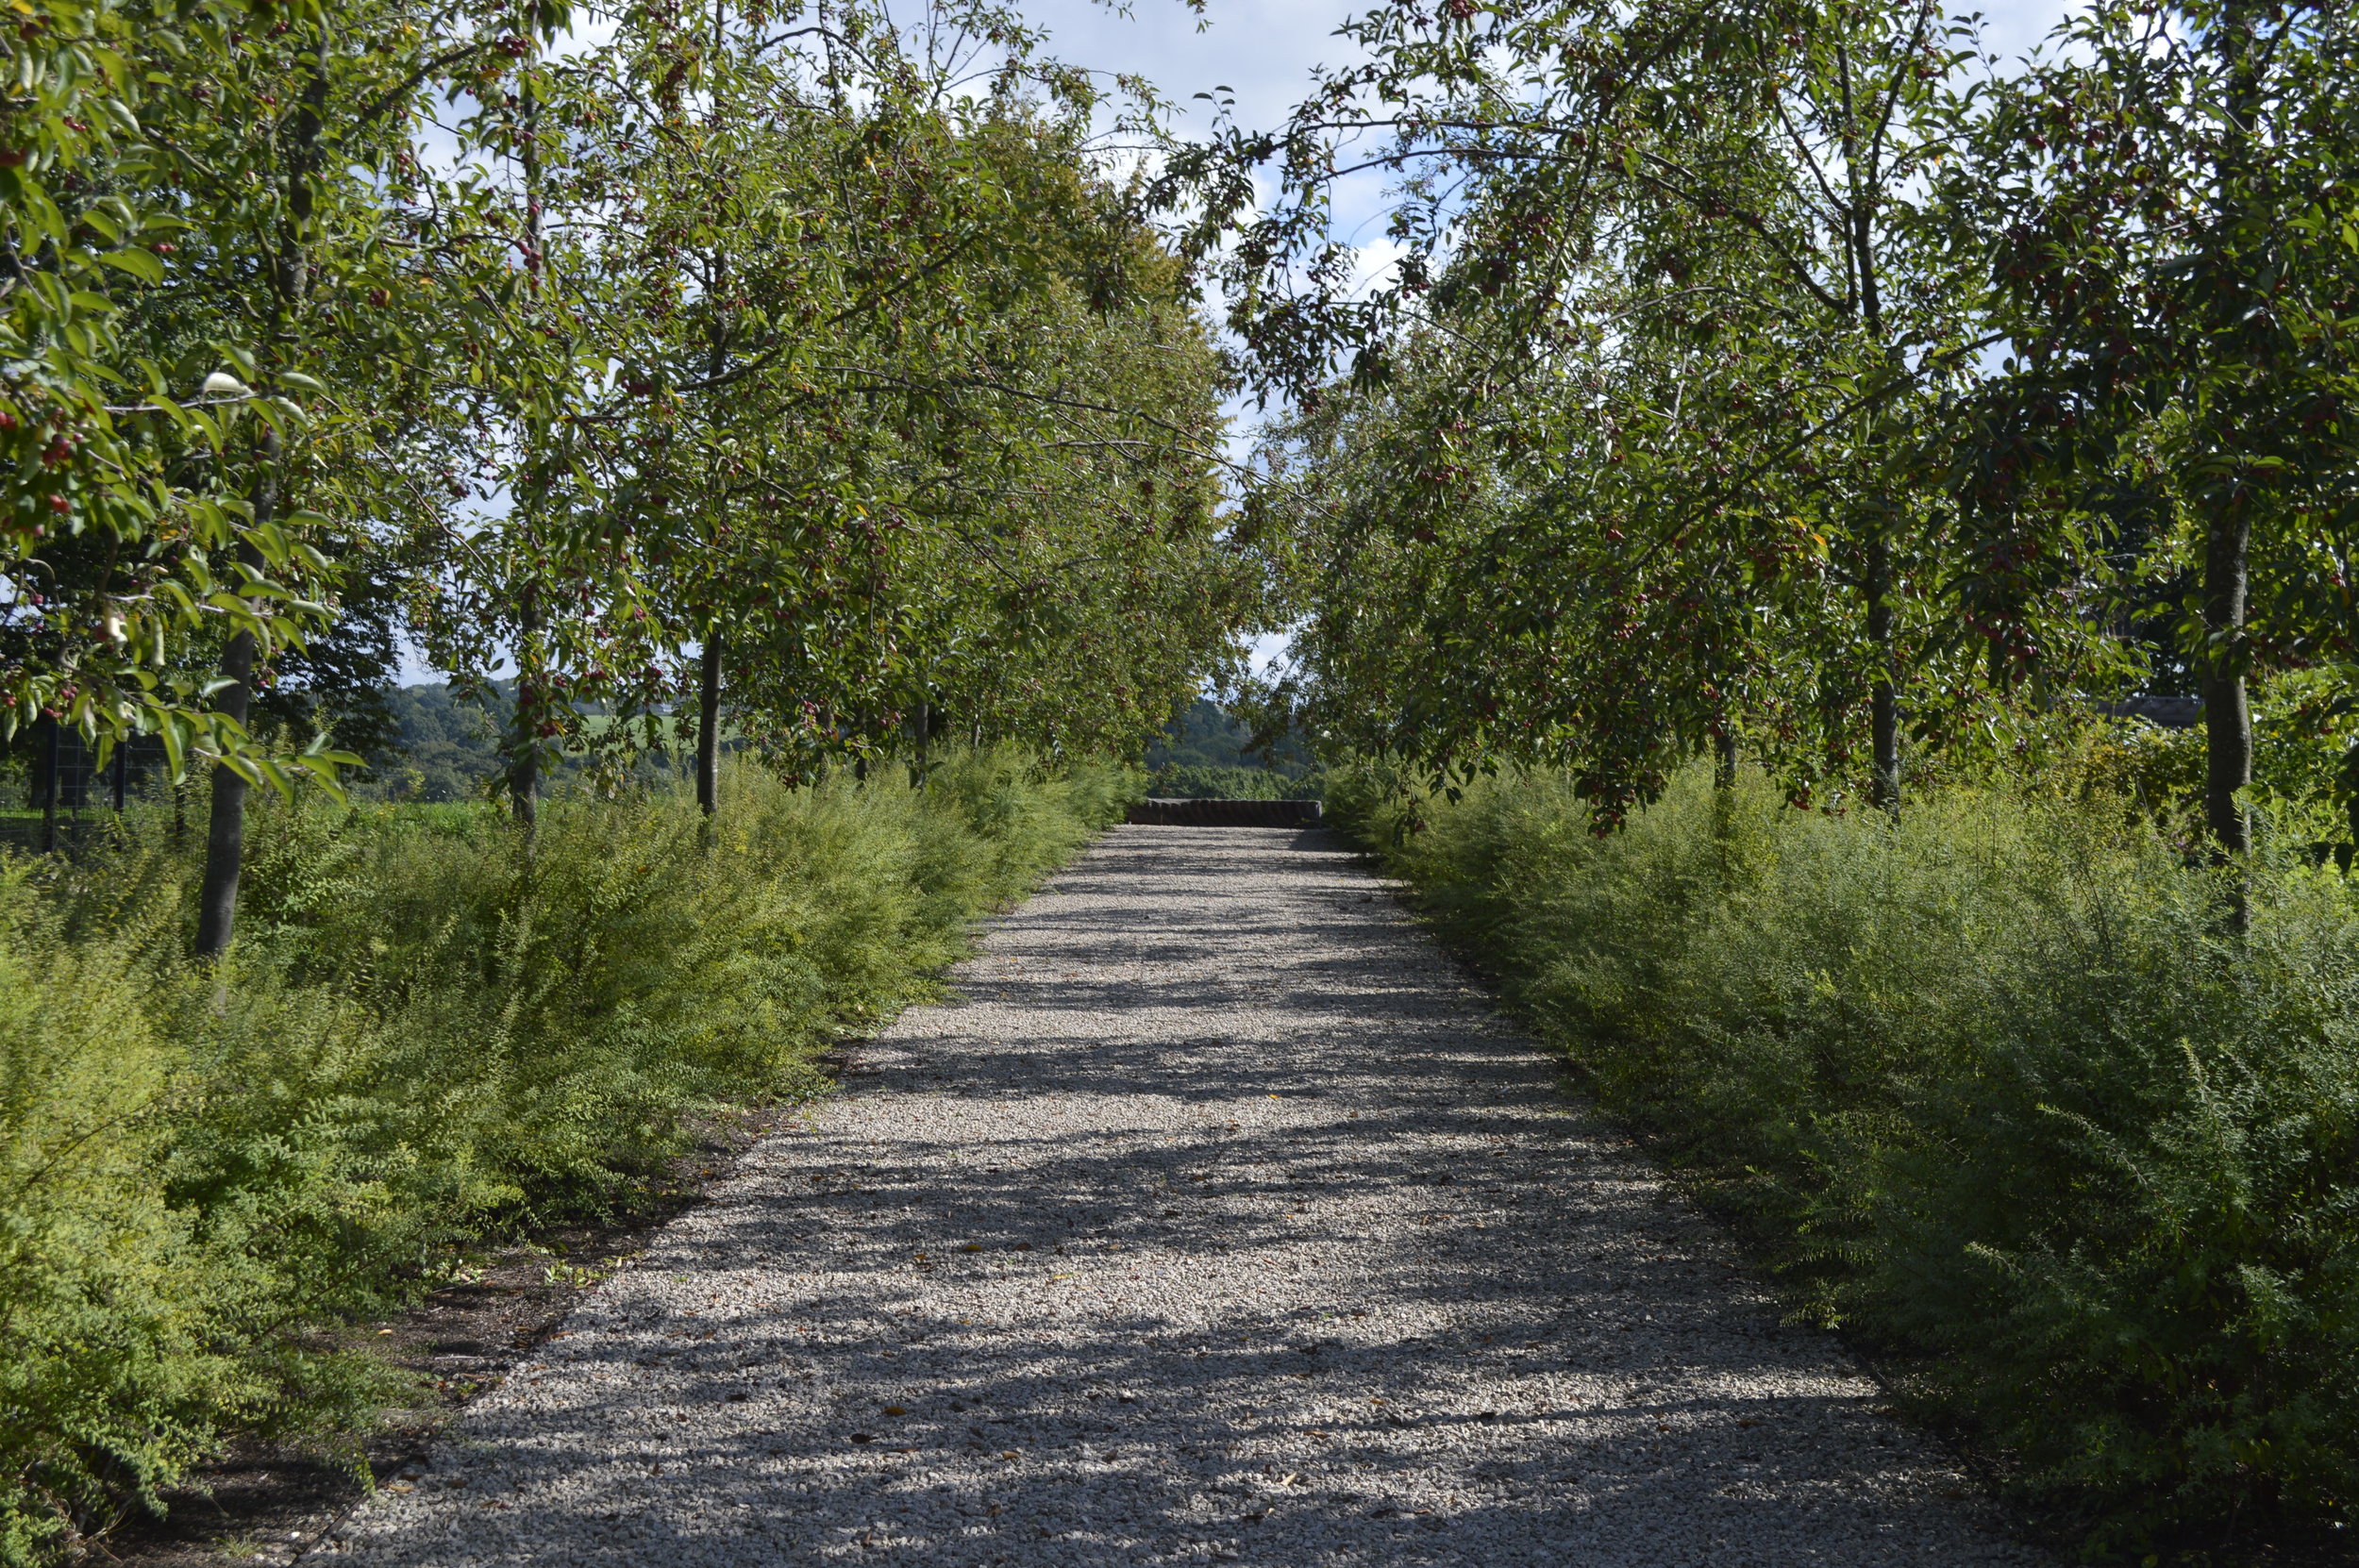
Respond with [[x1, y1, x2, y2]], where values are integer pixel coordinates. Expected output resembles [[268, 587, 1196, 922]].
[[1170, 0, 2359, 850], [3, 0, 1251, 950]]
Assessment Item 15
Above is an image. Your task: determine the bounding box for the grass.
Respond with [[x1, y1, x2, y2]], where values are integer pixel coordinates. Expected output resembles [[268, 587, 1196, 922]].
[[0, 750, 1133, 1565]]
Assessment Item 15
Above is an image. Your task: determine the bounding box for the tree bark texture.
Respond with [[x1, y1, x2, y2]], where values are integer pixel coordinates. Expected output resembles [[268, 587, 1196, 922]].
[[39, 718, 59, 854], [510, 581, 542, 833], [696, 629, 723, 816], [2202, 5, 2257, 866], [193, 606, 258, 959], [195, 38, 320, 959], [1865, 530, 1900, 815], [2203, 500, 2252, 858]]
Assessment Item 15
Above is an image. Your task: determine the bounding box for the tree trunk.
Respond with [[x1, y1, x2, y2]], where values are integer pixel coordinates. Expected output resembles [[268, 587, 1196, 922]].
[[510, 581, 542, 833], [1865, 528, 1899, 816], [2204, 4, 2258, 874], [195, 34, 321, 959], [2202, 498, 2252, 858], [1841, 58, 1900, 822], [696, 629, 723, 816], [510, 58, 548, 836], [192, 634, 256, 958], [39, 717, 59, 854], [193, 566, 259, 959], [1712, 726, 1740, 888]]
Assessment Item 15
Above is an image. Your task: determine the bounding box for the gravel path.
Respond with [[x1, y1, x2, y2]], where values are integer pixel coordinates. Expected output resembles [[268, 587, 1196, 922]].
[[318, 826, 2045, 1567]]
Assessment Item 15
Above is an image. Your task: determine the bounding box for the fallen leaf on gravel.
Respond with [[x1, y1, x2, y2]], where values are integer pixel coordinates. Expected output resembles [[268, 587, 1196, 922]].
[[961, 1243, 983, 1253], [884, 1406, 907, 1415]]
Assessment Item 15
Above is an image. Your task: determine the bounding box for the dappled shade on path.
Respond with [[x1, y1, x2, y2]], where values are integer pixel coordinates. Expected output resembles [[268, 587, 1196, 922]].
[[318, 827, 2042, 1567]]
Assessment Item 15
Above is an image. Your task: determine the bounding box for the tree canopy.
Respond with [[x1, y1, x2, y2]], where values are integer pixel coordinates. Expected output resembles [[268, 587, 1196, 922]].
[[6, 0, 1262, 946], [1168, 0, 2359, 844]]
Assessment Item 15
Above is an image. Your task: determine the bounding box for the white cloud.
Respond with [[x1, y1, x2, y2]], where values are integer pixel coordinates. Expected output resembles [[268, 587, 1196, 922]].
[[1981, 0, 2081, 65], [1016, 0, 1372, 141]]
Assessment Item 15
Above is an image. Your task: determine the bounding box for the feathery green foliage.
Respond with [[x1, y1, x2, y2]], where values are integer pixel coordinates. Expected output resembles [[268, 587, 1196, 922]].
[[1144, 765, 1323, 801], [0, 752, 1127, 1561], [1330, 759, 2359, 1557]]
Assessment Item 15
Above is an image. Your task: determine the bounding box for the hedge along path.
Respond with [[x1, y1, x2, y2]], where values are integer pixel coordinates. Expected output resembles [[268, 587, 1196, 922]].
[[315, 826, 2047, 1567]]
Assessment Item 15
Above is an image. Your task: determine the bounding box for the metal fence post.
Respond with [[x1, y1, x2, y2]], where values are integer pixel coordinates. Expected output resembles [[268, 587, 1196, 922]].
[[41, 719, 59, 854]]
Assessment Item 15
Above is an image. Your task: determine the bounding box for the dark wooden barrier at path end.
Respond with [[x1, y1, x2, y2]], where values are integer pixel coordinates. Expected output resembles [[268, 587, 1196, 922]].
[[1124, 797, 1323, 827]]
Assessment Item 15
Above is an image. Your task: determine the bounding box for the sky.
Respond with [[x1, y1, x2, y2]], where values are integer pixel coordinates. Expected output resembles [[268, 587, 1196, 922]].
[[1017, 0, 2087, 281], [1020, 0, 2083, 132]]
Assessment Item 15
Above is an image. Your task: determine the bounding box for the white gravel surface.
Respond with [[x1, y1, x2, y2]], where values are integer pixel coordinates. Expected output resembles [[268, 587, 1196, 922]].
[[317, 826, 2047, 1566]]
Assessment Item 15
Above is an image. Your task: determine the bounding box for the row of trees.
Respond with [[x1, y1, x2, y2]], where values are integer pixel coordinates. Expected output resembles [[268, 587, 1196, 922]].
[[1170, 0, 2359, 849], [5, 0, 1252, 948]]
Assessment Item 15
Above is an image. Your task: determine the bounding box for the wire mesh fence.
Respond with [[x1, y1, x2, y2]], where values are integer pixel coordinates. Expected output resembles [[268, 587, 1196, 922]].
[[0, 723, 176, 854]]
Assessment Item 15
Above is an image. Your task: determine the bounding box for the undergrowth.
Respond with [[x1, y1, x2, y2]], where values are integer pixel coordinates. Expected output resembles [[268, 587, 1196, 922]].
[[1145, 763, 1325, 801], [0, 750, 1130, 1564], [1327, 758, 2359, 1563]]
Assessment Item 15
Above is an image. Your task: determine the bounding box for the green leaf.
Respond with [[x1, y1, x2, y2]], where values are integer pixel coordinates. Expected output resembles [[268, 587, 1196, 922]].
[[97, 247, 163, 283]]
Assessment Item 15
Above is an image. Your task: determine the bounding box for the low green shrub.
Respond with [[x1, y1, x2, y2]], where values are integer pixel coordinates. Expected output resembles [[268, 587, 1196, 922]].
[[1146, 764, 1323, 800], [1330, 759, 2359, 1559], [0, 751, 1127, 1562]]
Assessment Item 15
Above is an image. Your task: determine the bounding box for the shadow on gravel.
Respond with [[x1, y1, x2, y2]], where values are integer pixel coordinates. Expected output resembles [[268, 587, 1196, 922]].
[[333, 827, 2039, 1568]]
